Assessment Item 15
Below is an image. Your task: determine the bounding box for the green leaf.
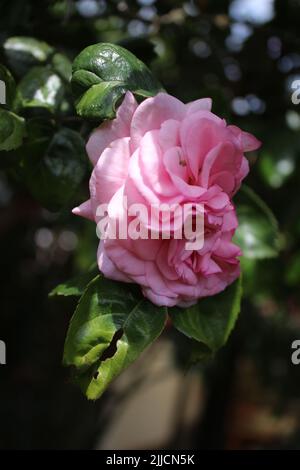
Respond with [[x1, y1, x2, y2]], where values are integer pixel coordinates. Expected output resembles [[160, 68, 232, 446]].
[[71, 42, 164, 119], [0, 109, 25, 151], [0, 118, 53, 170], [0, 64, 16, 107], [15, 66, 65, 115], [51, 53, 72, 82], [49, 265, 98, 298], [73, 81, 127, 120], [169, 277, 242, 357], [64, 276, 167, 400], [22, 127, 86, 210], [234, 185, 280, 259], [4, 36, 54, 77]]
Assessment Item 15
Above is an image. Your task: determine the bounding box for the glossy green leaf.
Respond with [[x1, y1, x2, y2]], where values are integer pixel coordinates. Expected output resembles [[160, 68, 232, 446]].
[[0, 64, 16, 107], [0, 118, 54, 170], [73, 81, 127, 120], [4, 36, 54, 76], [15, 66, 65, 115], [64, 276, 167, 400], [22, 127, 86, 210], [51, 53, 72, 82], [71, 42, 163, 119], [0, 109, 25, 151], [169, 277, 242, 356], [234, 185, 280, 259]]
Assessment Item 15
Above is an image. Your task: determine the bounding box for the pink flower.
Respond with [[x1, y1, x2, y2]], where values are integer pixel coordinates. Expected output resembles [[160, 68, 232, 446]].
[[73, 92, 261, 307]]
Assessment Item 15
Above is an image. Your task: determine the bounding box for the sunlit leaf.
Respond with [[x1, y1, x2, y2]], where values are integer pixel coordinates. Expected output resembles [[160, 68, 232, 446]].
[[64, 276, 167, 400], [0, 109, 25, 152], [71, 42, 163, 119], [15, 66, 65, 115], [4, 36, 54, 76]]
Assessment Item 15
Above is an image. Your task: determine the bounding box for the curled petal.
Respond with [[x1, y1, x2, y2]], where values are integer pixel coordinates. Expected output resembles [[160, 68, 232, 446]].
[[72, 199, 93, 221]]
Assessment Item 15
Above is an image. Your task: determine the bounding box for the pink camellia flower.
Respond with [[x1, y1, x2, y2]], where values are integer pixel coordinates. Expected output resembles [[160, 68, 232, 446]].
[[73, 92, 261, 307]]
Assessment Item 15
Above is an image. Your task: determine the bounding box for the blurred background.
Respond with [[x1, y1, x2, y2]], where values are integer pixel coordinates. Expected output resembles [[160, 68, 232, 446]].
[[1, 0, 300, 450]]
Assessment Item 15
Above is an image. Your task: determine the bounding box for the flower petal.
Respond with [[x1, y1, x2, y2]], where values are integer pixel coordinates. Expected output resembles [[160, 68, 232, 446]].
[[90, 137, 131, 213], [228, 125, 262, 152], [186, 97, 212, 114], [86, 92, 137, 165], [130, 92, 186, 150], [72, 199, 93, 221]]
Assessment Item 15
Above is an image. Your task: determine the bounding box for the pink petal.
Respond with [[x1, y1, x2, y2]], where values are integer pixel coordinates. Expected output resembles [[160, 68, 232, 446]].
[[156, 243, 179, 281], [208, 140, 240, 176], [129, 237, 162, 261], [163, 147, 206, 199], [210, 171, 235, 194], [158, 119, 180, 152], [198, 143, 222, 188], [142, 287, 179, 307], [206, 191, 230, 211], [186, 98, 212, 114], [98, 241, 132, 283], [89, 137, 130, 212], [125, 152, 159, 209], [228, 125, 262, 152], [180, 111, 225, 180], [221, 208, 238, 232], [236, 156, 250, 183], [86, 91, 137, 166], [145, 262, 178, 298], [72, 199, 94, 221], [214, 239, 241, 258], [106, 241, 147, 279], [130, 92, 186, 151], [199, 253, 222, 275], [139, 131, 177, 197]]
